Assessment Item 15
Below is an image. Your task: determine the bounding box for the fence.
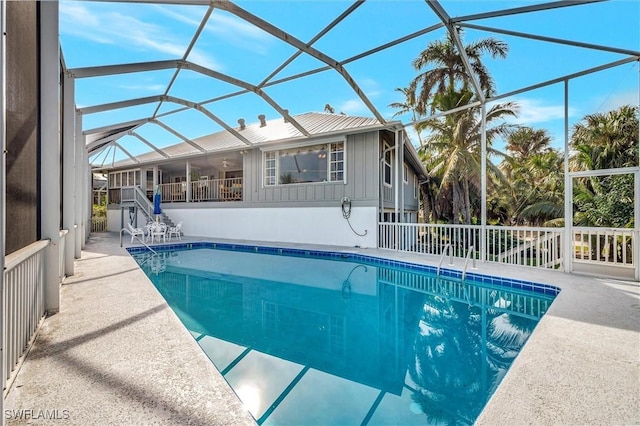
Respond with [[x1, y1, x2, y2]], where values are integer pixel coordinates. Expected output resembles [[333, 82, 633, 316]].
[[378, 222, 566, 270], [91, 216, 107, 232], [3, 240, 48, 392], [572, 227, 635, 269]]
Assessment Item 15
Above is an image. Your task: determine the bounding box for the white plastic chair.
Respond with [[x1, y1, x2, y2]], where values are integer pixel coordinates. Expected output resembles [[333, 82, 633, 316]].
[[167, 221, 183, 242], [144, 221, 155, 242], [150, 222, 167, 243], [127, 222, 145, 243]]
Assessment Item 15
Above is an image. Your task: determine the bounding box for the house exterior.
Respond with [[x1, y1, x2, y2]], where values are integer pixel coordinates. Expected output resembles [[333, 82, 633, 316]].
[[98, 112, 427, 248]]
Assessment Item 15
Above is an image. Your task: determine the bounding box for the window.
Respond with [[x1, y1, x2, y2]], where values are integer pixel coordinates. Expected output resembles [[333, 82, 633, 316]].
[[108, 169, 140, 188], [264, 151, 276, 186], [264, 142, 345, 186], [414, 175, 418, 198], [403, 164, 409, 184], [383, 143, 392, 187], [329, 143, 344, 182]]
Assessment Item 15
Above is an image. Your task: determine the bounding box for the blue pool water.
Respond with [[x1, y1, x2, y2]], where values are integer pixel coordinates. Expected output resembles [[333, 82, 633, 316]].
[[129, 243, 558, 425]]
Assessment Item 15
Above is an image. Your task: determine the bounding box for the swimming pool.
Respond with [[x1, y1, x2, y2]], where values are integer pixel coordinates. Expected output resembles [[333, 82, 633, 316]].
[[129, 243, 558, 425]]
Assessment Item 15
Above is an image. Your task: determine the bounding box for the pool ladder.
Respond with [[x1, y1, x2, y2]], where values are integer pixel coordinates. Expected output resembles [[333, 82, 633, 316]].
[[436, 244, 476, 280]]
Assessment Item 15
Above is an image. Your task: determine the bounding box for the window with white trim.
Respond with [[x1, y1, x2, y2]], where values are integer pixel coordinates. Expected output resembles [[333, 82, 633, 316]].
[[383, 143, 392, 187], [403, 164, 409, 183], [264, 142, 345, 186], [414, 175, 418, 198], [108, 169, 140, 188], [264, 151, 276, 186]]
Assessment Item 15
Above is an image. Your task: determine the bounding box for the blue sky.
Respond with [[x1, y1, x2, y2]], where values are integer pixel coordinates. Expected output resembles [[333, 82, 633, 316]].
[[58, 0, 640, 163]]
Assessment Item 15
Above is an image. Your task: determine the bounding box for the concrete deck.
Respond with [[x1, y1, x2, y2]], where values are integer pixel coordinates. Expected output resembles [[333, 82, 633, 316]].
[[4, 233, 639, 425]]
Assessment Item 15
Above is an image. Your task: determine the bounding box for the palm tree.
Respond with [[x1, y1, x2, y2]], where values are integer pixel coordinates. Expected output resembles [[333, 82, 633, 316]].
[[394, 30, 516, 224], [409, 30, 508, 116], [418, 89, 517, 223], [497, 127, 564, 225], [570, 105, 638, 171], [570, 105, 638, 228]]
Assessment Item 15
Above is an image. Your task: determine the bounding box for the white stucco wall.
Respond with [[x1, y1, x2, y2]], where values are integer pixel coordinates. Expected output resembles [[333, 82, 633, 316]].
[[162, 206, 377, 248], [108, 205, 377, 248]]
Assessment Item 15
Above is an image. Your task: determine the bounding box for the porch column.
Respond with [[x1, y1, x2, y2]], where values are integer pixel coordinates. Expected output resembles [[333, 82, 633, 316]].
[[186, 161, 192, 202], [75, 112, 84, 256], [153, 165, 158, 190], [563, 79, 573, 273], [40, 1, 60, 313], [62, 71, 75, 275]]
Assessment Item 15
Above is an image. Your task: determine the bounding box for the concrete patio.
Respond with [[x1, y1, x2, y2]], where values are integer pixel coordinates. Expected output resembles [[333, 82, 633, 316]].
[[3, 232, 639, 425]]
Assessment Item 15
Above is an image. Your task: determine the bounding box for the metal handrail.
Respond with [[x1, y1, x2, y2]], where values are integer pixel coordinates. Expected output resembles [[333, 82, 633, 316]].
[[437, 243, 453, 276], [462, 245, 476, 281], [119, 227, 158, 255]]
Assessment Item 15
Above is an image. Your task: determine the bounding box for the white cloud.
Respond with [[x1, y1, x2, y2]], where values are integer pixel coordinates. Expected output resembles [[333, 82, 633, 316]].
[[590, 89, 639, 114], [337, 99, 367, 115], [503, 98, 578, 125], [206, 13, 274, 55], [59, 2, 220, 69]]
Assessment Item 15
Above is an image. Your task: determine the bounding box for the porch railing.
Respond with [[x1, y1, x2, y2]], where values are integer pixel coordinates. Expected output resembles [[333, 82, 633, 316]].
[[156, 177, 243, 203], [3, 240, 48, 392]]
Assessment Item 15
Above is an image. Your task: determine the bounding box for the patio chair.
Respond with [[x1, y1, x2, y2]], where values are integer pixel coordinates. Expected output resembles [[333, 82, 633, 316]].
[[167, 221, 183, 242], [144, 220, 155, 242], [127, 222, 145, 243], [149, 222, 167, 243]]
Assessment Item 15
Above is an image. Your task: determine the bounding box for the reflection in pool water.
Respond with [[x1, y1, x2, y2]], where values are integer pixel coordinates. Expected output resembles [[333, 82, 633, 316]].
[[132, 247, 555, 425]]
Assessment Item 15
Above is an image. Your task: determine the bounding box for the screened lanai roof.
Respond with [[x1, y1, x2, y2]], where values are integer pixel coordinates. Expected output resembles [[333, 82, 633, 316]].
[[59, 0, 640, 170]]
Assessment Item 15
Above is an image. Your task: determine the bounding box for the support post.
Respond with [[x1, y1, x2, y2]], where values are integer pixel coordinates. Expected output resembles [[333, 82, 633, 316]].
[[40, 1, 61, 313], [563, 79, 573, 273], [0, 2, 7, 418], [62, 71, 75, 275], [75, 112, 83, 255], [480, 103, 487, 263]]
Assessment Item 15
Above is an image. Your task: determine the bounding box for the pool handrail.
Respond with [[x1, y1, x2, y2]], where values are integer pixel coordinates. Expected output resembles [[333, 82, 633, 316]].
[[462, 245, 476, 281], [120, 227, 158, 255], [437, 243, 454, 276]]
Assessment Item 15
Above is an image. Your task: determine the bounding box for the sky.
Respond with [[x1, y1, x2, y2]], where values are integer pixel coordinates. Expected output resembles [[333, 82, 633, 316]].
[[58, 0, 640, 166]]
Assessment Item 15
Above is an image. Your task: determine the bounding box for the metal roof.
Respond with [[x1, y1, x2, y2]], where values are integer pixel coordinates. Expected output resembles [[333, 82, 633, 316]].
[[104, 111, 397, 168]]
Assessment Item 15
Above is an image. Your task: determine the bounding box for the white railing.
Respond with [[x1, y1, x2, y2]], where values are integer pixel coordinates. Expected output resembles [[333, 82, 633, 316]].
[[160, 182, 187, 203], [379, 222, 480, 258], [3, 240, 48, 391], [189, 177, 243, 202], [572, 227, 634, 268], [487, 226, 563, 269], [378, 223, 563, 269]]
